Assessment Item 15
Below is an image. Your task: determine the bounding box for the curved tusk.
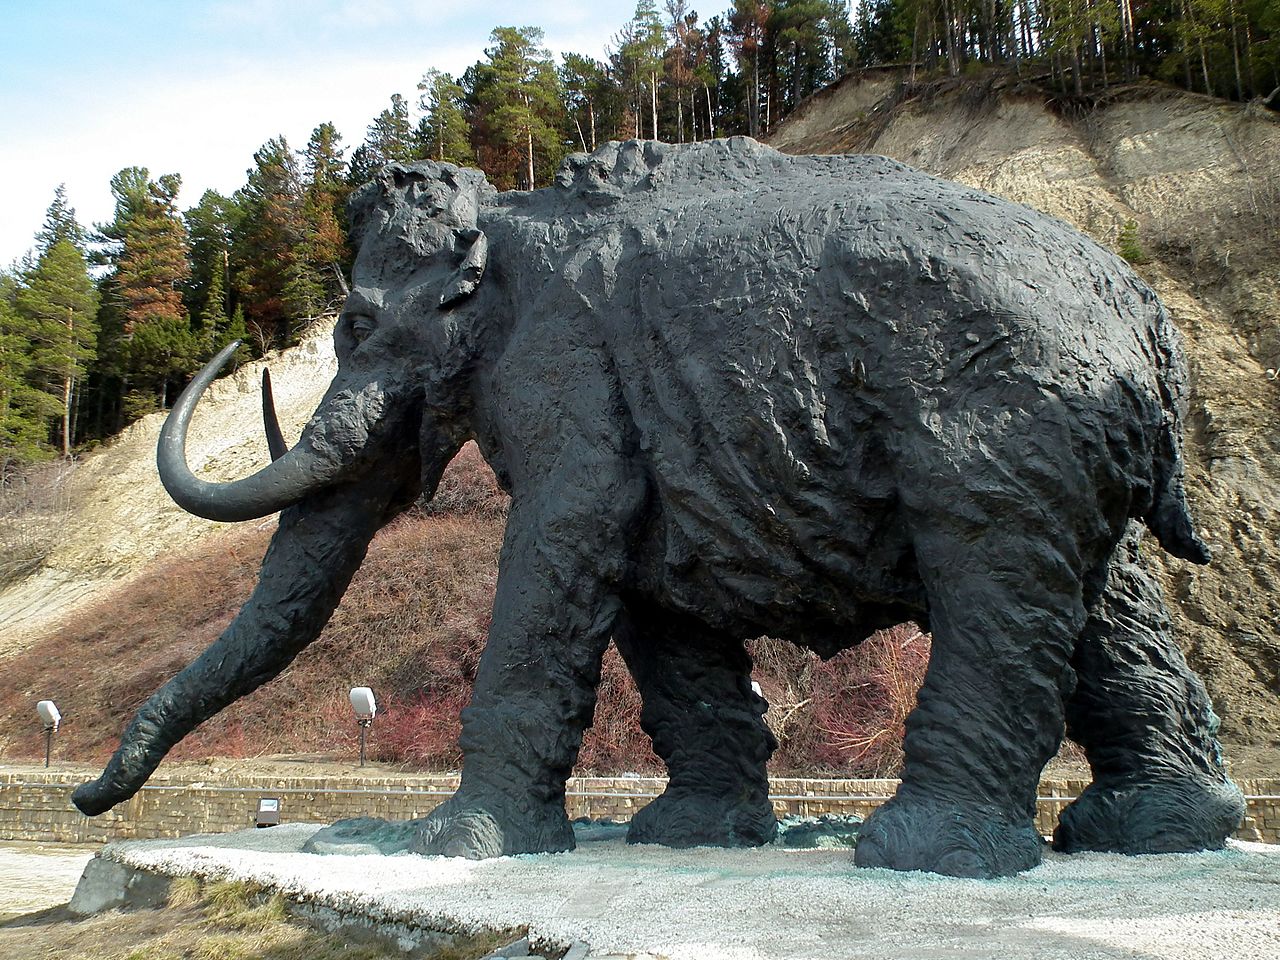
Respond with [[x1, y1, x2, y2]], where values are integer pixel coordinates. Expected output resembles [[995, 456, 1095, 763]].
[[261, 368, 287, 462], [157, 341, 339, 522]]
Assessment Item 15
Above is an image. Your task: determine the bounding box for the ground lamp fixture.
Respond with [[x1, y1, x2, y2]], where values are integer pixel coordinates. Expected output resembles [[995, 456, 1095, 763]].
[[256, 797, 281, 828], [36, 700, 60, 768], [349, 687, 376, 767]]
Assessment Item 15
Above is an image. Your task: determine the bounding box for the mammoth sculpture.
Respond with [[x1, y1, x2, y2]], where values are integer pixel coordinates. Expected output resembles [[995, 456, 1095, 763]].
[[74, 137, 1244, 878]]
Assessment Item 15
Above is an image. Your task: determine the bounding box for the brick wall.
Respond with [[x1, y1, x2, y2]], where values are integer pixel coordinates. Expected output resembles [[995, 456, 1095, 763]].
[[1, 770, 1275, 845]]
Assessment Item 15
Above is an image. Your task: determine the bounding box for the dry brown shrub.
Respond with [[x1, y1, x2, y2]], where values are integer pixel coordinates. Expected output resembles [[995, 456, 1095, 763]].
[[750, 624, 932, 778], [575, 643, 660, 774]]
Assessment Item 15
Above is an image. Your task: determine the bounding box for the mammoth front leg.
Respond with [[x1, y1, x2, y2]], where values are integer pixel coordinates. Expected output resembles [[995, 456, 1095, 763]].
[[73, 468, 414, 816], [614, 600, 778, 847], [1054, 524, 1245, 853], [391, 458, 643, 858]]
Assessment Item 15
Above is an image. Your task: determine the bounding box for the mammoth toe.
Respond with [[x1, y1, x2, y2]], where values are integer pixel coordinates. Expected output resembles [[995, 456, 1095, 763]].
[[406, 807, 508, 859], [302, 817, 419, 856], [401, 793, 575, 859]]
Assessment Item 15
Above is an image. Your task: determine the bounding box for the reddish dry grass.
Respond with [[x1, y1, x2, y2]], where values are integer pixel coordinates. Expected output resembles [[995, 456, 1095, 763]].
[[750, 625, 932, 777], [0, 443, 930, 777]]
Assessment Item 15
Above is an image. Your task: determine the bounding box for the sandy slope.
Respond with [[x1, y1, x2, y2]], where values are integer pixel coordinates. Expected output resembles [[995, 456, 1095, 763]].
[[0, 320, 337, 654]]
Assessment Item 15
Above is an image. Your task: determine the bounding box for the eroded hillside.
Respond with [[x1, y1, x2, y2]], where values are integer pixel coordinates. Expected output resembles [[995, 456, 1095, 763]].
[[0, 321, 337, 654], [772, 71, 1280, 743]]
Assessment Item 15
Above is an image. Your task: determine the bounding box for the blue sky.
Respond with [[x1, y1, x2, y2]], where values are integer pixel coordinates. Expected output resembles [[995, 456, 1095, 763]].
[[0, 0, 648, 266]]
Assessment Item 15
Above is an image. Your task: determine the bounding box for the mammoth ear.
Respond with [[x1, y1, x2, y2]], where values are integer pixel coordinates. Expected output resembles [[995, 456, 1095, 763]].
[[439, 228, 488, 309]]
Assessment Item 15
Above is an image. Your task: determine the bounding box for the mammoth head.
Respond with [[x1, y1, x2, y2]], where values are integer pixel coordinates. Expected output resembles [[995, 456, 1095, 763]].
[[156, 162, 497, 525], [346, 162, 493, 317]]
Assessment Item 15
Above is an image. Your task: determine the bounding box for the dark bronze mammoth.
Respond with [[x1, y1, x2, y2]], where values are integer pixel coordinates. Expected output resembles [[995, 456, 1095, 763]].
[[75, 138, 1244, 878]]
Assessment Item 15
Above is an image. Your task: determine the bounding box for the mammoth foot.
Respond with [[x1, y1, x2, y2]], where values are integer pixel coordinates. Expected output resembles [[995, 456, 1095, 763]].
[[854, 794, 1044, 878], [305, 793, 574, 860], [627, 787, 777, 848], [1053, 777, 1245, 855]]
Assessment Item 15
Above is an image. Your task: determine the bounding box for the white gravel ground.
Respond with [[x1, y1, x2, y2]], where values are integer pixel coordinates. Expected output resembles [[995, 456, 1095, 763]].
[[102, 824, 1280, 960]]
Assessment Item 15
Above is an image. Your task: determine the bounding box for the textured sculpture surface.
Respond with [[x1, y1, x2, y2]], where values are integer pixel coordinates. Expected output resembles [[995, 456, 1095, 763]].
[[74, 138, 1244, 877]]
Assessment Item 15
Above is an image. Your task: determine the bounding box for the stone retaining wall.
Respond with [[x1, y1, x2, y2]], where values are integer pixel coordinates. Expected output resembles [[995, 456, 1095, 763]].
[[1, 771, 1275, 845]]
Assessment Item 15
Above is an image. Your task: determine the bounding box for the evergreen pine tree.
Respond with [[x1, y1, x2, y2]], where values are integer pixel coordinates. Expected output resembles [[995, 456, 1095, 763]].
[[560, 54, 619, 150], [36, 185, 86, 254], [349, 94, 421, 187], [300, 122, 351, 305], [419, 70, 476, 164], [100, 167, 196, 415], [15, 240, 99, 455], [468, 27, 565, 190], [184, 189, 236, 355], [0, 271, 60, 465]]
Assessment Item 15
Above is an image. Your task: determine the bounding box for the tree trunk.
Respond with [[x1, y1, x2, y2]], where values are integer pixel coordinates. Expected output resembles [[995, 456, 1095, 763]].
[[792, 42, 801, 114], [942, 0, 960, 76], [751, 44, 760, 137], [1228, 0, 1244, 100], [527, 124, 535, 189], [705, 82, 714, 138], [1093, 0, 1109, 89], [61, 307, 74, 456], [61, 375, 73, 457], [589, 101, 597, 150], [574, 118, 588, 152], [522, 91, 535, 189], [651, 71, 659, 140], [1242, 22, 1256, 99], [68, 376, 81, 453], [910, 7, 922, 84]]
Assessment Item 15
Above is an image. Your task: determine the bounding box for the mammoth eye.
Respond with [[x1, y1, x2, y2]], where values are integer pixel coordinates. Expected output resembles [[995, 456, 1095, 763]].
[[349, 314, 377, 344]]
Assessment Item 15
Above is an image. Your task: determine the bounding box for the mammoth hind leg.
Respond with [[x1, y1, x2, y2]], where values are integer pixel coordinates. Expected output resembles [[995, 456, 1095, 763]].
[[1054, 523, 1245, 854], [855, 501, 1088, 878], [614, 599, 778, 848]]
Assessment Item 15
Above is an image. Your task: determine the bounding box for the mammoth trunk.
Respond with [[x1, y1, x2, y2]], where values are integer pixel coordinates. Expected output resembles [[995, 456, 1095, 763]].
[[72, 475, 406, 816]]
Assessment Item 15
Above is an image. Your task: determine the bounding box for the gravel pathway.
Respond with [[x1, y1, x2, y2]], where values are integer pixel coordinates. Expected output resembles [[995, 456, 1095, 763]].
[[0, 841, 96, 920], [104, 824, 1280, 960]]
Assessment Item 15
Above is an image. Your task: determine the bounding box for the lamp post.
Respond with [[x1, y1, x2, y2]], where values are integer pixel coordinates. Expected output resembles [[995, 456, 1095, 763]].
[[349, 687, 376, 767], [36, 700, 60, 768]]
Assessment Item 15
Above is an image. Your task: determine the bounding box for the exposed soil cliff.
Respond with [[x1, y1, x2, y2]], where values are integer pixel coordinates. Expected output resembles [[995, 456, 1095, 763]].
[[0, 321, 337, 655], [771, 70, 1280, 745]]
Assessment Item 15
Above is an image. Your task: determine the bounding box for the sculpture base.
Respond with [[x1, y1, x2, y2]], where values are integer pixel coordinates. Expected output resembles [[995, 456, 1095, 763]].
[[75, 822, 1280, 959]]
